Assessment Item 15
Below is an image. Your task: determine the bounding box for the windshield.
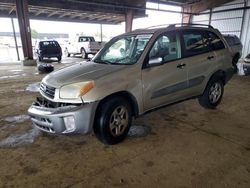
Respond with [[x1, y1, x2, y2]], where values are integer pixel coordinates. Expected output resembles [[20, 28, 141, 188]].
[[93, 34, 152, 65]]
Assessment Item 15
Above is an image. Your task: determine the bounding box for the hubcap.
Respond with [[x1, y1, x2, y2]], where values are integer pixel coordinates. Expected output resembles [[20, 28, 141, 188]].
[[65, 49, 69, 56], [109, 106, 128, 137], [81, 50, 85, 58], [209, 82, 222, 104]]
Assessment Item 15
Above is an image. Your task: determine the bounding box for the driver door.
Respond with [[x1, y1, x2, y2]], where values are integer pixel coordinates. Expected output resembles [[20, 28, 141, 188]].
[[142, 32, 188, 111]]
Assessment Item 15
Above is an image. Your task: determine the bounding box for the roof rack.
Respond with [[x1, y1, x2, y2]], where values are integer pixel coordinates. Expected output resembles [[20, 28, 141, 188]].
[[145, 24, 171, 29], [132, 23, 214, 32], [168, 23, 214, 29]]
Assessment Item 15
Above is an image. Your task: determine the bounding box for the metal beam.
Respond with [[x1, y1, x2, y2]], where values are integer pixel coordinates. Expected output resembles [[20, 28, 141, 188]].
[[34, 9, 44, 16], [8, 6, 15, 14], [58, 12, 71, 18], [183, 0, 234, 14], [47, 11, 58, 17]]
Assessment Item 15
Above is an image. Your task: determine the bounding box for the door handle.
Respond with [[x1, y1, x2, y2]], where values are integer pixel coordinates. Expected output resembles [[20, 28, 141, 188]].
[[177, 64, 186, 69], [207, 56, 214, 60]]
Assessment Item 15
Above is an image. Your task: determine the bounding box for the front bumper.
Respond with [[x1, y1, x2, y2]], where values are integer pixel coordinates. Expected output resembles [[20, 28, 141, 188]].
[[243, 63, 250, 75], [28, 101, 98, 134]]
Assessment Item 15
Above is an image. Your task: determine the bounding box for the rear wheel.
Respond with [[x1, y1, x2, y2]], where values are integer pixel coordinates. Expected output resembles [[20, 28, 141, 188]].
[[38, 56, 43, 61], [198, 77, 224, 109], [57, 56, 62, 62], [65, 48, 70, 57], [94, 97, 132, 145], [232, 54, 240, 73], [81, 48, 87, 59]]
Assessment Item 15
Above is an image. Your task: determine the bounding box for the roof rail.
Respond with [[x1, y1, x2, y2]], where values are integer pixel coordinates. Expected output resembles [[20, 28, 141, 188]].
[[168, 23, 214, 29], [145, 24, 171, 29], [133, 23, 214, 32]]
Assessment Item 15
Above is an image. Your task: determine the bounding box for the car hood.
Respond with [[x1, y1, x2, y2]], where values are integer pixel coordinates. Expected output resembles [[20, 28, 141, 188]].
[[43, 61, 127, 88]]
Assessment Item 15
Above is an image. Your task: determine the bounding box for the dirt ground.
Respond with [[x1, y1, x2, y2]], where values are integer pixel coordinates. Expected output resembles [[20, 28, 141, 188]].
[[0, 58, 250, 188]]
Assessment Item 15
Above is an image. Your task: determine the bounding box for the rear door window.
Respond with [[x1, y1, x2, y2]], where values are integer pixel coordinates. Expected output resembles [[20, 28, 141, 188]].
[[181, 30, 211, 57]]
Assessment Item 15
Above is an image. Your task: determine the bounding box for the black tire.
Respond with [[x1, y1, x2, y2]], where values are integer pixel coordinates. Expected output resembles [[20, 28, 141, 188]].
[[81, 48, 87, 59], [94, 97, 132, 145], [57, 56, 62, 62], [198, 77, 224, 109], [38, 64, 54, 73], [38, 56, 43, 61], [65, 48, 70, 57], [232, 54, 240, 73]]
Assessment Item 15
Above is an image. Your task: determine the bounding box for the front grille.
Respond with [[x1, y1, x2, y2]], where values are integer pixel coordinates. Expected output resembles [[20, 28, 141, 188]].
[[40, 82, 55, 99], [34, 96, 79, 108]]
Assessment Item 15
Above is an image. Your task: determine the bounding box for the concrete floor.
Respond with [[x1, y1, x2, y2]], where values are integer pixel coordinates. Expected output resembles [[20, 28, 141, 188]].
[[0, 58, 250, 187]]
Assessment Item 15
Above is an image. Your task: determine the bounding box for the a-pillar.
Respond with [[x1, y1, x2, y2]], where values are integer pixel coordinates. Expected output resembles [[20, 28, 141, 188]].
[[125, 10, 134, 33], [15, 0, 36, 65]]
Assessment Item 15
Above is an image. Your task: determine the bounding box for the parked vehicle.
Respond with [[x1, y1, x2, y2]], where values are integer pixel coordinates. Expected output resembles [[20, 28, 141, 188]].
[[65, 36, 105, 59], [242, 53, 250, 75], [244, 53, 250, 63], [28, 24, 234, 145], [223, 34, 242, 71], [35, 40, 62, 62]]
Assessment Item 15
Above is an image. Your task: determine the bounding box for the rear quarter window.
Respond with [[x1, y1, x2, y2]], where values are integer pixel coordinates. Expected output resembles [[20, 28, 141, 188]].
[[207, 32, 225, 50]]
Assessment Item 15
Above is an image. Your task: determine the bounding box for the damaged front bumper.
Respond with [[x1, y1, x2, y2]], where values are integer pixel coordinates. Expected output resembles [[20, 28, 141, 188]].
[[28, 97, 98, 134]]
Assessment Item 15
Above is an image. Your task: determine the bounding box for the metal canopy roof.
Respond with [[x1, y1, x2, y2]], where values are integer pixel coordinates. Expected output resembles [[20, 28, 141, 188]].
[[149, 0, 201, 6], [0, 0, 146, 24]]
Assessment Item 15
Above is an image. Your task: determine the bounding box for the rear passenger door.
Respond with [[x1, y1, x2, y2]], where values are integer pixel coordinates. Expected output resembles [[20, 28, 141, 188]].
[[180, 29, 216, 97]]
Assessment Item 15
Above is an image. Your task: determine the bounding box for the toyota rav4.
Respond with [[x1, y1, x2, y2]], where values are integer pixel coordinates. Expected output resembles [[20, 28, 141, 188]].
[[28, 24, 234, 145]]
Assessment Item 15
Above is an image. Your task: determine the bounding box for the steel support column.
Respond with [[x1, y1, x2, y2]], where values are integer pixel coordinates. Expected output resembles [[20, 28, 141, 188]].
[[100, 24, 103, 42], [182, 7, 192, 24], [15, 0, 33, 60], [125, 10, 134, 33]]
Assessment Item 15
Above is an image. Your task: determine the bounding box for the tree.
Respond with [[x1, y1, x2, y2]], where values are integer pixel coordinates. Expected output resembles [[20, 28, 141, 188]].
[[31, 29, 39, 39], [94, 32, 106, 41]]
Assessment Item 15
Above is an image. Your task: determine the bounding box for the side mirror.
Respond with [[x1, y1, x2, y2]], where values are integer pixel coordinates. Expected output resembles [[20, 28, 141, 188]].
[[148, 57, 163, 66]]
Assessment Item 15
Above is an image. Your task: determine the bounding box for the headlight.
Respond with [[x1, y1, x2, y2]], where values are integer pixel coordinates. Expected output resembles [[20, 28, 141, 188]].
[[60, 81, 94, 99]]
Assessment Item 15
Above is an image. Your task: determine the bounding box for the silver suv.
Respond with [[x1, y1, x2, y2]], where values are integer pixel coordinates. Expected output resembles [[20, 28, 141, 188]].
[[28, 24, 234, 145]]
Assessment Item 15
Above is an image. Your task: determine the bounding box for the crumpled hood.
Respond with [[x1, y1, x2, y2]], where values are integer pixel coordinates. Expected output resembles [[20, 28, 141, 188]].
[[43, 61, 126, 88]]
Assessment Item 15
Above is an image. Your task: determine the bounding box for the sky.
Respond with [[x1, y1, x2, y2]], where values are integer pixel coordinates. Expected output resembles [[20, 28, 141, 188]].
[[0, 2, 182, 40]]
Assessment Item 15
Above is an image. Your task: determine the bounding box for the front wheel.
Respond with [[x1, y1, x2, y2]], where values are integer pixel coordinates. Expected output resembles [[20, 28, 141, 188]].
[[94, 97, 132, 145], [198, 77, 224, 109]]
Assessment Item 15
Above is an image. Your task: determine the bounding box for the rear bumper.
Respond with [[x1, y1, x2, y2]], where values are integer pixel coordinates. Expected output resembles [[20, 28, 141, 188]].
[[28, 102, 98, 134], [41, 53, 62, 58], [86, 49, 100, 54]]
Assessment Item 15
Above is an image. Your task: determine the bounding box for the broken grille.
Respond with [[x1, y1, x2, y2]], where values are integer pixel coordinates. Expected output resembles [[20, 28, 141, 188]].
[[40, 82, 55, 99]]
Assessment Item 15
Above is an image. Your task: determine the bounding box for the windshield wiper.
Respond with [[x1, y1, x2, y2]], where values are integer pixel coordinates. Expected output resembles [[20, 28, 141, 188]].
[[93, 60, 112, 65]]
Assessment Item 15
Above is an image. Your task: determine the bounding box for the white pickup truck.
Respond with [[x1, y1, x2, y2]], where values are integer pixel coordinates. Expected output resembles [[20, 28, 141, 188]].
[[65, 36, 105, 59]]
